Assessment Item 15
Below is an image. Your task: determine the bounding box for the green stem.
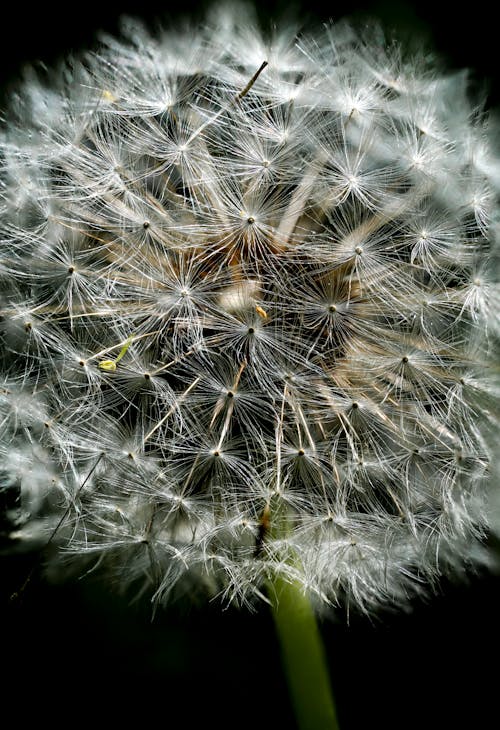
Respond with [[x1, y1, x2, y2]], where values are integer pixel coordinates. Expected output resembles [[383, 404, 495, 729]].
[[269, 574, 339, 730]]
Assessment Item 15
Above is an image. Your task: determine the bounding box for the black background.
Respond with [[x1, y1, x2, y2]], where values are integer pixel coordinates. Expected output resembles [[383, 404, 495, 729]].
[[1, 2, 499, 728], [1, 0, 499, 107]]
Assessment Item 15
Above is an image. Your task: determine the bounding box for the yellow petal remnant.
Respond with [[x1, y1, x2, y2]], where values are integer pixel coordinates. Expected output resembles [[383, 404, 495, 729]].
[[102, 89, 116, 103], [98, 359, 117, 372], [98, 335, 133, 371]]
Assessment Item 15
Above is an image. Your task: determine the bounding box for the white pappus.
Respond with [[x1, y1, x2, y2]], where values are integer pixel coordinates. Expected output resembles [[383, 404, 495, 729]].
[[1, 2, 499, 614]]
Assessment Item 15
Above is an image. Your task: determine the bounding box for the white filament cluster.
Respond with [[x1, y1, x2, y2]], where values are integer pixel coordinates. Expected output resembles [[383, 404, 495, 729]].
[[1, 4, 499, 612]]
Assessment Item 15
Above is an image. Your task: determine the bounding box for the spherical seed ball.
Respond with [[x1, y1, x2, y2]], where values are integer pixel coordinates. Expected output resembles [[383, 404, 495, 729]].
[[1, 3, 499, 613]]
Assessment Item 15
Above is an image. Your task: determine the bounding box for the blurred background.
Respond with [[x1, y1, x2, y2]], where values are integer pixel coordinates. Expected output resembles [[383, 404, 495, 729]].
[[1, 2, 499, 728], [1, 0, 499, 107]]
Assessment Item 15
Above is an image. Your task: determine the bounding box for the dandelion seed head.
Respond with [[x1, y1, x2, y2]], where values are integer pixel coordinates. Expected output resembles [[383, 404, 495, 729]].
[[1, 3, 499, 614]]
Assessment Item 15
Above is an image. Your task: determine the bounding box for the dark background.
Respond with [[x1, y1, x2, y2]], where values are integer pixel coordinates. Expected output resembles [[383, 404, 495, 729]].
[[1, 2, 499, 728], [1, 0, 499, 107]]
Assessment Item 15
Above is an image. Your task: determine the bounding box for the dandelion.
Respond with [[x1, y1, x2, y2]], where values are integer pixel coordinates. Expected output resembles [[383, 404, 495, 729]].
[[1, 4, 499, 728]]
